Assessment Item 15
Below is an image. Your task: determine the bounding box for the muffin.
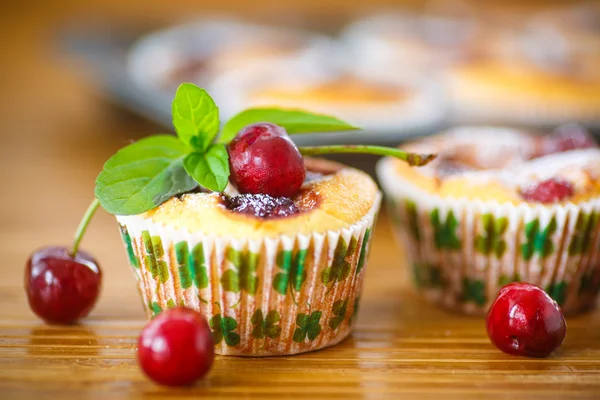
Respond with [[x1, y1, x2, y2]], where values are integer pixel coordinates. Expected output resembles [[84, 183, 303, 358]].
[[377, 126, 600, 315], [341, 12, 477, 83], [447, 14, 600, 125], [128, 19, 334, 92], [117, 158, 381, 356], [211, 63, 445, 139]]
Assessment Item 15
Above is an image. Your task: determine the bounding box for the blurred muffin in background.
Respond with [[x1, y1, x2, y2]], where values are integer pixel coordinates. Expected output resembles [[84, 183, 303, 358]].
[[209, 61, 446, 140], [447, 5, 600, 126], [128, 19, 334, 93], [340, 10, 477, 83], [378, 125, 600, 315]]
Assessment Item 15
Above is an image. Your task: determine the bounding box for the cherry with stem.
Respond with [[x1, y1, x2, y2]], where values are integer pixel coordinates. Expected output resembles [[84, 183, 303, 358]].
[[25, 198, 102, 325]]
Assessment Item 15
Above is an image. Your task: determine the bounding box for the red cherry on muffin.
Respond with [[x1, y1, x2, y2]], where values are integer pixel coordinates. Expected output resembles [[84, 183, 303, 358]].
[[487, 283, 566, 358], [138, 307, 214, 386], [520, 178, 574, 203], [227, 123, 306, 198], [25, 246, 102, 324]]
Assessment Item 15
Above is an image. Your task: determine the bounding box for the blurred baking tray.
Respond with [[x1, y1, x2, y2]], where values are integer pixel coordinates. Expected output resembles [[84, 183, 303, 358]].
[[57, 20, 447, 146], [58, 20, 599, 143]]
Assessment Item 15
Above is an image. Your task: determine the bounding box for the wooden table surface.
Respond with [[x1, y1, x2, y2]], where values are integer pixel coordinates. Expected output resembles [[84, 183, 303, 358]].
[[1, 1, 599, 399]]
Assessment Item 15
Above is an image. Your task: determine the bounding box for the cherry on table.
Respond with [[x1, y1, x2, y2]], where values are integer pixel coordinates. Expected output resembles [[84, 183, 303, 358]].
[[25, 246, 102, 325], [520, 178, 574, 204], [138, 307, 214, 386], [227, 123, 306, 198], [486, 283, 566, 358]]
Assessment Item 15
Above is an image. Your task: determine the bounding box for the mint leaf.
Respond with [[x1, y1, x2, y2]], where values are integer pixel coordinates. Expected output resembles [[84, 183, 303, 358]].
[[172, 83, 220, 151], [220, 108, 359, 144], [95, 135, 197, 215], [183, 144, 230, 192]]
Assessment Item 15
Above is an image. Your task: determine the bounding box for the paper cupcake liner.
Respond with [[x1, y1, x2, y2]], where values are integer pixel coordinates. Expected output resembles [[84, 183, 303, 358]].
[[377, 159, 600, 315], [115, 194, 380, 356], [446, 72, 600, 127]]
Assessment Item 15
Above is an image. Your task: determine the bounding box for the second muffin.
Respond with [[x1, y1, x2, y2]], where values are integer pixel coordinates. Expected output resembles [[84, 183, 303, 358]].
[[377, 126, 600, 315]]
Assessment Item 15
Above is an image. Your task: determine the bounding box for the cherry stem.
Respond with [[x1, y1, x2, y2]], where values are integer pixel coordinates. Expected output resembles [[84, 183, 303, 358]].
[[298, 145, 436, 166], [71, 198, 100, 257]]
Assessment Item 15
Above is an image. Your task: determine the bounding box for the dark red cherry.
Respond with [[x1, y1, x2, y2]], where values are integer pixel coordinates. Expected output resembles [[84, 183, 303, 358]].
[[487, 283, 566, 358], [520, 178, 574, 203], [138, 307, 214, 386], [544, 124, 598, 154], [25, 246, 101, 324], [227, 123, 306, 198]]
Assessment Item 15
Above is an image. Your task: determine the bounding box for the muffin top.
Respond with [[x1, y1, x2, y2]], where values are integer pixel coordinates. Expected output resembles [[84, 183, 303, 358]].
[[143, 158, 379, 239], [452, 10, 600, 86], [249, 76, 408, 106], [386, 126, 600, 205]]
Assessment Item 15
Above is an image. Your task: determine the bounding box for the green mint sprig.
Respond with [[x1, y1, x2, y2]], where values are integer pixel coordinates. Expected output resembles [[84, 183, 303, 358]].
[[93, 82, 436, 217]]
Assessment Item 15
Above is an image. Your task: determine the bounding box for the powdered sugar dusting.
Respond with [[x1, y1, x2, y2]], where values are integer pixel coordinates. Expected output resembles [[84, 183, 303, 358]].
[[403, 126, 540, 179], [505, 149, 600, 190], [223, 194, 300, 218], [401, 127, 600, 200]]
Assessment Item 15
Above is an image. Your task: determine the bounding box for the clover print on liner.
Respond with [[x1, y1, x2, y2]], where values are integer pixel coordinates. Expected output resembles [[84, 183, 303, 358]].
[[430, 209, 461, 251], [328, 299, 349, 330], [321, 236, 359, 294], [273, 249, 307, 301], [405, 200, 421, 241], [119, 225, 139, 269], [293, 311, 323, 343], [462, 278, 486, 306], [568, 211, 599, 256], [412, 263, 443, 288], [141, 232, 169, 284], [521, 218, 557, 261], [209, 313, 241, 347], [356, 228, 372, 275], [175, 241, 209, 303], [251, 310, 282, 340], [221, 248, 259, 296], [149, 301, 162, 317], [474, 214, 508, 258], [546, 281, 568, 306]]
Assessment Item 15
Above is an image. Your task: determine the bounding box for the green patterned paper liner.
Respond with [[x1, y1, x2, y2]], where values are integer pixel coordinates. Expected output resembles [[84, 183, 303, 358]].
[[116, 193, 381, 356], [377, 158, 600, 315]]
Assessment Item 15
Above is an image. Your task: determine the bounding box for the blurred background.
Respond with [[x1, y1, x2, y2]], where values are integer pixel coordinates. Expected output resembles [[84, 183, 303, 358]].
[[1, 0, 599, 316]]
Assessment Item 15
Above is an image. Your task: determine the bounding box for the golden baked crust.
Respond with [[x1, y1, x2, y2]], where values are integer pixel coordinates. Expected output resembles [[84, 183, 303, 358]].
[[142, 158, 379, 239], [249, 76, 408, 106], [386, 128, 600, 205], [449, 61, 600, 111]]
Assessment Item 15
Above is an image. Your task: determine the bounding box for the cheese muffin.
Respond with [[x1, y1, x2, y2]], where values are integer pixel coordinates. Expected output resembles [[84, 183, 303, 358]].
[[117, 158, 381, 356], [212, 64, 445, 137], [341, 12, 477, 83], [447, 16, 600, 125], [377, 126, 600, 315], [128, 19, 334, 91]]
